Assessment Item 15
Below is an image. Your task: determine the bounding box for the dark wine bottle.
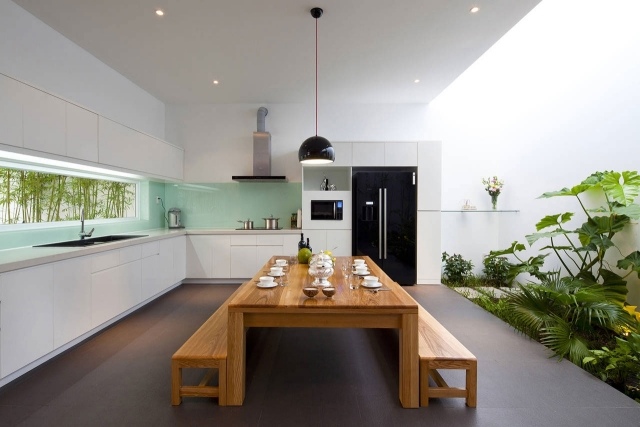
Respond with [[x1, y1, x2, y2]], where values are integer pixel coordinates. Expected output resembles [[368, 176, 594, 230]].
[[298, 233, 305, 251], [306, 238, 312, 252]]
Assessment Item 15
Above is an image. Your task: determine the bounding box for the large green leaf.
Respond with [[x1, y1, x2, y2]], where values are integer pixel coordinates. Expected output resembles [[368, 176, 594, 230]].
[[617, 251, 640, 277], [488, 241, 526, 257], [526, 230, 567, 246], [535, 213, 574, 231], [612, 204, 640, 219], [599, 269, 629, 304], [601, 171, 640, 206], [539, 184, 591, 199]]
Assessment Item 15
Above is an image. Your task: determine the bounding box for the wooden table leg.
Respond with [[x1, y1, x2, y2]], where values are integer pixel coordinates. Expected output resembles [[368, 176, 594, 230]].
[[227, 311, 245, 406], [399, 312, 419, 408]]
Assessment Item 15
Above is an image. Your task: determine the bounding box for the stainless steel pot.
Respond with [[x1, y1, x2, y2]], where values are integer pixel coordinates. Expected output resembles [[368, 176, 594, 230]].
[[262, 215, 280, 229], [238, 219, 254, 229]]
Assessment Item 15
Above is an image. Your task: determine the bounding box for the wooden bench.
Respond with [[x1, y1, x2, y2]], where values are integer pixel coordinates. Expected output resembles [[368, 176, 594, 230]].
[[417, 304, 477, 407], [171, 288, 239, 406]]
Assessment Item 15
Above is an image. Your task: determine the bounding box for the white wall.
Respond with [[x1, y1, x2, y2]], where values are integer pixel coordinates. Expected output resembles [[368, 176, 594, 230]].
[[426, 0, 640, 304], [0, 0, 165, 138], [165, 103, 429, 182]]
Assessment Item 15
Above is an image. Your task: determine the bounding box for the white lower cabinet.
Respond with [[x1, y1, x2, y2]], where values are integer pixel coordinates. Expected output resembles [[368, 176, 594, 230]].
[[172, 236, 187, 283], [186, 235, 214, 278], [53, 256, 92, 349], [230, 246, 257, 278], [0, 265, 54, 378]]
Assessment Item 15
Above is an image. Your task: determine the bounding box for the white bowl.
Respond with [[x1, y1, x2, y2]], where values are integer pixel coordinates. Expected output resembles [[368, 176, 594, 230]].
[[353, 259, 365, 266], [275, 259, 287, 266], [363, 275, 378, 284]]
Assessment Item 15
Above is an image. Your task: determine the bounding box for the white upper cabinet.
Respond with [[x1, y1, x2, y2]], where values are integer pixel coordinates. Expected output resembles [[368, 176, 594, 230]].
[[98, 116, 184, 180], [330, 142, 352, 167], [0, 74, 24, 148], [66, 103, 98, 162], [22, 84, 66, 156], [384, 142, 418, 166], [352, 142, 384, 166]]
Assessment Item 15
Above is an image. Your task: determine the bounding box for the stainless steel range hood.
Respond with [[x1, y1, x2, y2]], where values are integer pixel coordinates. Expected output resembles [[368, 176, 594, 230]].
[[232, 107, 287, 182]]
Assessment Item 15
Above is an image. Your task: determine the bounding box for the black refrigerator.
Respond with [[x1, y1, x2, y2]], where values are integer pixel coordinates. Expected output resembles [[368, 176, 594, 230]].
[[352, 167, 417, 285]]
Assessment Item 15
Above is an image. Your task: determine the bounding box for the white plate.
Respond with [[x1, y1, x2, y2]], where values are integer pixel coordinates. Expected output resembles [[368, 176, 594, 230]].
[[257, 282, 278, 288], [362, 281, 382, 288], [354, 270, 370, 276], [268, 272, 285, 277]]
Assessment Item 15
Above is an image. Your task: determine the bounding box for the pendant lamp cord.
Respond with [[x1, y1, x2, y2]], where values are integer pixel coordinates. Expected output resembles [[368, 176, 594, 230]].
[[315, 15, 318, 137]]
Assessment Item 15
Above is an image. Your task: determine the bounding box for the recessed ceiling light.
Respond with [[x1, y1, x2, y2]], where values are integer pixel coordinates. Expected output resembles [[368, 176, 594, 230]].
[[155, 9, 164, 16], [470, 6, 480, 14], [414, 79, 420, 83], [213, 80, 219, 85]]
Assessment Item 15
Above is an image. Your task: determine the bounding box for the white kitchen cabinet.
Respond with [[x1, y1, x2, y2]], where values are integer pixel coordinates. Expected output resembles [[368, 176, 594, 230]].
[[119, 260, 142, 312], [157, 238, 174, 290], [98, 116, 184, 180], [186, 235, 231, 279], [66, 103, 98, 162], [172, 236, 187, 283], [230, 246, 257, 278], [211, 235, 231, 278], [326, 230, 351, 256], [300, 230, 327, 254], [385, 142, 418, 166], [53, 257, 92, 349], [22, 85, 66, 156], [141, 241, 161, 301], [91, 244, 141, 328], [352, 142, 384, 166], [417, 211, 442, 284], [417, 141, 442, 211], [283, 234, 301, 256], [330, 142, 352, 167], [0, 74, 24, 148], [256, 245, 281, 267], [186, 235, 213, 278], [0, 265, 54, 377]]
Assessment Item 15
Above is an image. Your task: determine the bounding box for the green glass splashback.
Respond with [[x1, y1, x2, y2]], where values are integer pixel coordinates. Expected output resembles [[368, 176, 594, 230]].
[[163, 182, 302, 229]]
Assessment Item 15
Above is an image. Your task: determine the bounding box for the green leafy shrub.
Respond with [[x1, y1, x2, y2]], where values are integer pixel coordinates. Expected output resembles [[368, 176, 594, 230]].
[[482, 256, 511, 287], [441, 252, 474, 285], [583, 332, 640, 401]]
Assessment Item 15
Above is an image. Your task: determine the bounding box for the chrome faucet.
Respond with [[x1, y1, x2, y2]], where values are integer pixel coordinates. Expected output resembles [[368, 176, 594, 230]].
[[79, 208, 95, 240]]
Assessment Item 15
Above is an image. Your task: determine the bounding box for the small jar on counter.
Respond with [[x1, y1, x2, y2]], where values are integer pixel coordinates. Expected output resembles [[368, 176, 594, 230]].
[[290, 212, 297, 229]]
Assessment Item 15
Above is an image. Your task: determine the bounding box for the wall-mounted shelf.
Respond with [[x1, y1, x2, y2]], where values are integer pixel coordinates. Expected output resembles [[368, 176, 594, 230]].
[[441, 209, 520, 213]]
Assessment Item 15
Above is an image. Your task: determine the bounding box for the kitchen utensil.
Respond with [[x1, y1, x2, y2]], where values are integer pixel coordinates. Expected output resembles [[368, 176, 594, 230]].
[[262, 215, 279, 229], [168, 208, 183, 229], [237, 218, 254, 229], [303, 287, 319, 298]]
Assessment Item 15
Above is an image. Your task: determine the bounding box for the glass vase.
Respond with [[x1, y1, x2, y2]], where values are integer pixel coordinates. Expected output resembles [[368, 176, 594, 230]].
[[491, 194, 499, 210]]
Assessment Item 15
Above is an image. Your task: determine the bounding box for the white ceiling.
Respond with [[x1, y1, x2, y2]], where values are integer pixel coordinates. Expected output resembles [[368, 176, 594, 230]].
[[13, 0, 541, 105]]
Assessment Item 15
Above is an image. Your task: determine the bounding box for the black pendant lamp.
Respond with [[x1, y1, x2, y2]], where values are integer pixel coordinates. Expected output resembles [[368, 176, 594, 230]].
[[298, 7, 335, 165]]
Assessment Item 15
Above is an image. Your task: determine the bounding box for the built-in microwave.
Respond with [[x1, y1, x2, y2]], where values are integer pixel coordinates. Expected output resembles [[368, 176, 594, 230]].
[[310, 200, 343, 220]]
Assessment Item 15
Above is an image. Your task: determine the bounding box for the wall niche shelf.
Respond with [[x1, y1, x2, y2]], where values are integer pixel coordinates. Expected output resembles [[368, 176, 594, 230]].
[[442, 209, 520, 213]]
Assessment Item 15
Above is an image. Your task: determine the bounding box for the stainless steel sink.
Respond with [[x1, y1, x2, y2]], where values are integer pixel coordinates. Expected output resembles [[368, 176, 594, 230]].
[[34, 235, 148, 248]]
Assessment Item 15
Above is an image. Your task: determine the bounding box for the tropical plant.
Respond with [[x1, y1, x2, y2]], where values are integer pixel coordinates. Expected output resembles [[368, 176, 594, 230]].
[[482, 255, 511, 287], [441, 252, 474, 285], [487, 171, 640, 365], [504, 271, 635, 365], [583, 332, 640, 401]]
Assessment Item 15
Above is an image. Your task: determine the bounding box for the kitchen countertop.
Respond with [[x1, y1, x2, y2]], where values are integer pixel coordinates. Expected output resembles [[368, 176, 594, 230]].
[[0, 227, 305, 273]]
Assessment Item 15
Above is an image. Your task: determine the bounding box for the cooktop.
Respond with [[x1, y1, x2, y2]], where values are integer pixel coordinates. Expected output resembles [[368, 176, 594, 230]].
[[235, 227, 283, 230]]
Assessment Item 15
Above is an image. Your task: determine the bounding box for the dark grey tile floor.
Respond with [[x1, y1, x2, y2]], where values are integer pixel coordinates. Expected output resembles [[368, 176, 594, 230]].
[[0, 283, 637, 427]]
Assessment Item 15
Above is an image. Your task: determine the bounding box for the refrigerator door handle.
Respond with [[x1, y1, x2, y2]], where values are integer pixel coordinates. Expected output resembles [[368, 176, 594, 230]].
[[378, 188, 383, 259], [384, 188, 388, 259]]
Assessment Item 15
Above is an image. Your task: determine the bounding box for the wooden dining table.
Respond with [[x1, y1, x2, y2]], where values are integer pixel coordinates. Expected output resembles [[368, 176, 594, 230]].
[[226, 255, 420, 408]]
